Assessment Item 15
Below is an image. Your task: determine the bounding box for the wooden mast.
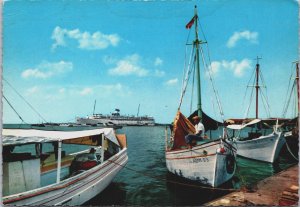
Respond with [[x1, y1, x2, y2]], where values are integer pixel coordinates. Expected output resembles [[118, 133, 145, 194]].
[[194, 6, 202, 118], [255, 56, 262, 119]]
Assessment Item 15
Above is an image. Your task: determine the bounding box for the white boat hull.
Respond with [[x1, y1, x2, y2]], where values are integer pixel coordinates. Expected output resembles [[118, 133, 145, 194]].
[[235, 131, 285, 163], [3, 149, 128, 206], [77, 117, 155, 126], [166, 140, 236, 187]]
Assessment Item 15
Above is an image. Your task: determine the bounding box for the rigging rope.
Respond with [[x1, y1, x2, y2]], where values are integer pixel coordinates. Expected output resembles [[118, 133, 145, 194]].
[[258, 69, 271, 117], [3, 95, 27, 123], [244, 75, 256, 119], [190, 65, 196, 114], [282, 62, 297, 118], [259, 89, 271, 118], [199, 46, 224, 121], [3, 78, 48, 123], [178, 46, 196, 110], [283, 84, 296, 118], [107, 159, 238, 192], [242, 68, 256, 108]]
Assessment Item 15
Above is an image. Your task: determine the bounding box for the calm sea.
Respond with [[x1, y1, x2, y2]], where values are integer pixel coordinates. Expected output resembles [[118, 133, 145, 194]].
[[3, 125, 297, 206], [86, 125, 297, 206]]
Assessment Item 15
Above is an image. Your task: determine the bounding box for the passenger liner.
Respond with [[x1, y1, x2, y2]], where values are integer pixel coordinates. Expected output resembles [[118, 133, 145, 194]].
[[77, 108, 155, 126]]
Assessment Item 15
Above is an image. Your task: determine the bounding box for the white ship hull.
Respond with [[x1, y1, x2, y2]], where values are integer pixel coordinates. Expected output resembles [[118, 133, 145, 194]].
[[166, 140, 236, 187], [235, 131, 285, 163], [3, 149, 128, 206], [77, 117, 155, 126]]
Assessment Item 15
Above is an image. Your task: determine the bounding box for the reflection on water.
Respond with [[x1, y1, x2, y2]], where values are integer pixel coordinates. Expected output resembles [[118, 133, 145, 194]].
[[85, 182, 127, 206]]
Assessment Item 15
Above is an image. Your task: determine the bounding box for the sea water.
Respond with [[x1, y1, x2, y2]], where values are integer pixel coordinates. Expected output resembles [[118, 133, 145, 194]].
[[3, 125, 297, 206], [85, 125, 296, 206]]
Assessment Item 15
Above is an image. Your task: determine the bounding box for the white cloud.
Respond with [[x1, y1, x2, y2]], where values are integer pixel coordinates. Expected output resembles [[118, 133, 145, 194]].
[[165, 78, 178, 86], [209, 61, 221, 76], [108, 54, 149, 77], [25, 86, 39, 96], [154, 57, 163, 66], [226, 30, 258, 48], [154, 69, 165, 77], [59, 88, 65, 94], [211, 59, 252, 77], [79, 87, 93, 96], [51, 26, 120, 50], [21, 61, 73, 79]]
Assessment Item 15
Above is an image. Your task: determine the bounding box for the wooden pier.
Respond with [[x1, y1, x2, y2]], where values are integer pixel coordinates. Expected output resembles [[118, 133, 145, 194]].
[[206, 165, 299, 206]]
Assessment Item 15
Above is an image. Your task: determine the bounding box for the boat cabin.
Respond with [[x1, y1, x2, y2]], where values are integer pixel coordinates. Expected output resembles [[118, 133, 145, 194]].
[[2, 128, 126, 197]]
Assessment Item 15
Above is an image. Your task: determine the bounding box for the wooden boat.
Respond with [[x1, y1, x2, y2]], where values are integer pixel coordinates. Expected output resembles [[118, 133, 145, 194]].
[[226, 59, 285, 163], [165, 6, 237, 187], [281, 61, 299, 159], [2, 128, 128, 206]]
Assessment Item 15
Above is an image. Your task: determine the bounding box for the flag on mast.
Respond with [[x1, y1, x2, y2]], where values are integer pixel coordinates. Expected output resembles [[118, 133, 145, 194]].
[[185, 15, 197, 29]]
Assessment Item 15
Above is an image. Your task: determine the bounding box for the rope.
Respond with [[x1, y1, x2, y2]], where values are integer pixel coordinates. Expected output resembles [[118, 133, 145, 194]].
[[258, 70, 271, 117], [282, 63, 296, 117], [285, 141, 299, 161], [3, 95, 27, 123], [259, 89, 271, 118], [243, 74, 256, 119], [242, 68, 256, 108], [189, 65, 196, 114], [283, 81, 296, 118], [178, 46, 196, 110], [3, 78, 48, 123], [107, 159, 239, 192], [199, 46, 224, 121]]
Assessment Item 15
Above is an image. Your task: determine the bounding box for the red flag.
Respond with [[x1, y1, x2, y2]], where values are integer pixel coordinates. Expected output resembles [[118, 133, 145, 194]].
[[185, 15, 196, 29]]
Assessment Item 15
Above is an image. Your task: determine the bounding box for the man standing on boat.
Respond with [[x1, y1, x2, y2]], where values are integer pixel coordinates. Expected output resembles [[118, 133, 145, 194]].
[[185, 116, 205, 148]]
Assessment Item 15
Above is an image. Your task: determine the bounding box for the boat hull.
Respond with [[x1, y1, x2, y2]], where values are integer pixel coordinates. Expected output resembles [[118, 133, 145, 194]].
[[3, 149, 128, 206], [77, 117, 155, 126], [165, 140, 236, 187], [235, 132, 285, 163]]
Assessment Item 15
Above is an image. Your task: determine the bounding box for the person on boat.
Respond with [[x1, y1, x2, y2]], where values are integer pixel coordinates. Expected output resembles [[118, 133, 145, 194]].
[[185, 116, 205, 148], [89, 148, 96, 154]]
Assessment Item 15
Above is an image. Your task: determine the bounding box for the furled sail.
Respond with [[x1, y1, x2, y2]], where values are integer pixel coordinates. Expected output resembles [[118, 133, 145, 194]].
[[171, 111, 195, 150]]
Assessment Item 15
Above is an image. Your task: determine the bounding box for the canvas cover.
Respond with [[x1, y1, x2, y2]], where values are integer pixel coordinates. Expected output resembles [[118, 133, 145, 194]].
[[2, 128, 119, 146], [188, 110, 222, 131], [171, 111, 195, 150]]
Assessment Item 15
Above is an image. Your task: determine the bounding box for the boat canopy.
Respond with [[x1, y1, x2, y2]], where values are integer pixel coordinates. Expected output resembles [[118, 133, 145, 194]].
[[2, 128, 119, 146], [227, 119, 261, 130], [188, 110, 222, 131]]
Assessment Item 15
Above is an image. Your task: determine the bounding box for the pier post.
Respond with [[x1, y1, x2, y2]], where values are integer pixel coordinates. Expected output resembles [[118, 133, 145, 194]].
[[56, 141, 62, 183]]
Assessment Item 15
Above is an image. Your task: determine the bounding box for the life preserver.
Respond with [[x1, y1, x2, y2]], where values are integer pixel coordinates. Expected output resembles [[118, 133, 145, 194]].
[[226, 153, 235, 174]]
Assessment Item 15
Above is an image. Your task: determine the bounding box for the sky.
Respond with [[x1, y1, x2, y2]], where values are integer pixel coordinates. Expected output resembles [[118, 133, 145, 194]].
[[2, 0, 299, 124]]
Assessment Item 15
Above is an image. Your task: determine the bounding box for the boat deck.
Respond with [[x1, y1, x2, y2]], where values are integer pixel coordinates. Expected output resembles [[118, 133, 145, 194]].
[[205, 164, 299, 206]]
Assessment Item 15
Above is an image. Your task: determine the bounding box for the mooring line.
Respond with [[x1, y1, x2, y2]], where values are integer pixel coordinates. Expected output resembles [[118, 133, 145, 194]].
[[285, 142, 299, 161], [107, 159, 239, 192]]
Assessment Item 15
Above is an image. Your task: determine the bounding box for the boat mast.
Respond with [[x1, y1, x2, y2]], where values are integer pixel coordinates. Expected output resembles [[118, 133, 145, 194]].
[[255, 56, 262, 119], [137, 104, 140, 117], [93, 100, 96, 115], [194, 6, 202, 118]]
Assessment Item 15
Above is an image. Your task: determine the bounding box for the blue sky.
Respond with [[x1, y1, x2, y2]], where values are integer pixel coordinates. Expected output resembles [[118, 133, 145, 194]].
[[3, 0, 298, 124]]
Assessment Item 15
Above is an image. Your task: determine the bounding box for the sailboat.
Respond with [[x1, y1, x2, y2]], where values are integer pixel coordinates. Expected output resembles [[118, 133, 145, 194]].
[[227, 59, 286, 163], [165, 6, 237, 187], [281, 61, 299, 159]]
